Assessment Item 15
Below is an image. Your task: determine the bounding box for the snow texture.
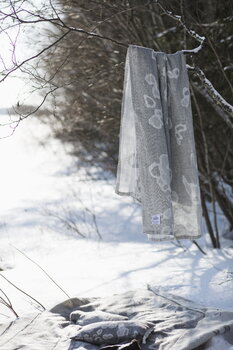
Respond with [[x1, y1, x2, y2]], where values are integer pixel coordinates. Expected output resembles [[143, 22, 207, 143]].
[[0, 118, 233, 349]]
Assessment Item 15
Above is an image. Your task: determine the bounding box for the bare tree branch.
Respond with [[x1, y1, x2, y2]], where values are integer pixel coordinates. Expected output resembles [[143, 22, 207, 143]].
[[193, 66, 233, 117], [0, 29, 72, 83]]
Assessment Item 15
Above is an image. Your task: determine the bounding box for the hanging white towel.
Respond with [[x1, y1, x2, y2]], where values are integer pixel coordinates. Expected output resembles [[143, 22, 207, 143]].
[[115, 45, 203, 241]]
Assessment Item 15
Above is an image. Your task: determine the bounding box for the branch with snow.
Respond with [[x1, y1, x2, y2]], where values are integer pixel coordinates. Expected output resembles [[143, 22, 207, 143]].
[[154, 0, 205, 54], [193, 67, 233, 118], [192, 82, 233, 129]]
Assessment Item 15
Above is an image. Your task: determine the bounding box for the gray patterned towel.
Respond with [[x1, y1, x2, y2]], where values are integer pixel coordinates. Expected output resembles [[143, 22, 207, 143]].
[[1, 289, 233, 350], [115, 45, 203, 241]]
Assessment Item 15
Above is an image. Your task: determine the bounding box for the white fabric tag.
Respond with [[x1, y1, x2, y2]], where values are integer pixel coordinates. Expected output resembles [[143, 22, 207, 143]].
[[151, 214, 161, 225]]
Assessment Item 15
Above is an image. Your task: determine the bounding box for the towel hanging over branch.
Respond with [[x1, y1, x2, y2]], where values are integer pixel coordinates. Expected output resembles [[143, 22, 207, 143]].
[[115, 45, 203, 241]]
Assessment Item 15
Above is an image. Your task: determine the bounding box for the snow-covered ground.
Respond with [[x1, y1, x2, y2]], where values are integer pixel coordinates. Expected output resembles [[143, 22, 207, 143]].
[[0, 116, 233, 349]]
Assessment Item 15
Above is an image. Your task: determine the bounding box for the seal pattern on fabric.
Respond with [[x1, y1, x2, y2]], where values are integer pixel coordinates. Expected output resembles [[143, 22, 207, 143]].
[[181, 87, 190, 107], [148, 110, 163, 129], [144, 73, 163, 129], [148, 154, 171, 193], [175, 124, 187, 145], [144, 95, 156, 108], [167, 67, 180, 79]]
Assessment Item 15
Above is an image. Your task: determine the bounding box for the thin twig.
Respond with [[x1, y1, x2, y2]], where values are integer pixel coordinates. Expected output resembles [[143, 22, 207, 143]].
[[154, 0, 205, 54], [0, 273, 45, 311], [191, 85, 220, 248], [10, 244, 73, 304], [147, 284, 206, 316], [0, 29, 72, 83], [0, 288, 19, 318]]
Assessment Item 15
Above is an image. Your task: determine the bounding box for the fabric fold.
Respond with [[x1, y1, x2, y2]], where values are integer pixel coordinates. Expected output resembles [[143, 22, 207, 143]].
[[115, 45, 203, 241]]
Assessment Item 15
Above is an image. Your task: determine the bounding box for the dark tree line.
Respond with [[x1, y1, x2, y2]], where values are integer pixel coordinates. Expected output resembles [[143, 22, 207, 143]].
[[0, 0, 232, 247]]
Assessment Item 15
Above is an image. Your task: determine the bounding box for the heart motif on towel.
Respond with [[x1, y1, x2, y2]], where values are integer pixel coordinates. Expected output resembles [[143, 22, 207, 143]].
[[148, 110, 163, 129], [148, 154, 172, 193], [167, 68, 179, 79], [144, 95, 156, 108]]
